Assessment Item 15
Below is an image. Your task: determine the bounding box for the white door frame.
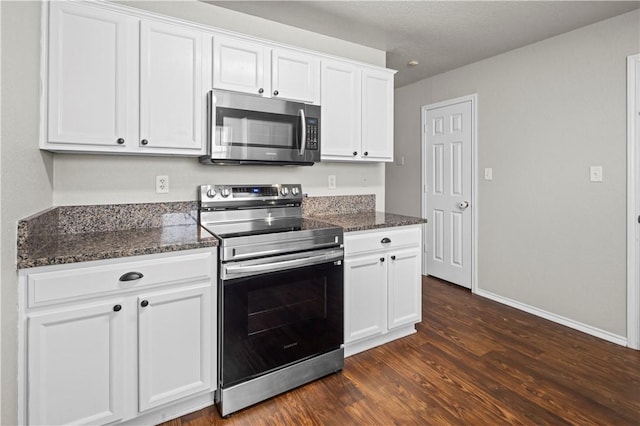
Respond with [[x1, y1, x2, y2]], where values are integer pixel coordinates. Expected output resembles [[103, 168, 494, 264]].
[[627, 54, 639, 350], [421, 94, 478, 293]]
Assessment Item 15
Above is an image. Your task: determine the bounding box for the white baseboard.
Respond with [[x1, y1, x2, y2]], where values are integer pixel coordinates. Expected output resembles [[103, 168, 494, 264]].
[[475, 289, 628, 347], [344, 325, 417, 357], [120, 393, 214, 425]]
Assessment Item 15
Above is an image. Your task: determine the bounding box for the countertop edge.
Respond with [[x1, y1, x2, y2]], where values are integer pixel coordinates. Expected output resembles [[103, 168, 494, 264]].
[[17, 239, 219, 270]]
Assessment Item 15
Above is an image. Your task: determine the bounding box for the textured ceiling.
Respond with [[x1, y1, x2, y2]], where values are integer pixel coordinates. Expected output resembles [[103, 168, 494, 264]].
[[205, 1, 640, 87]]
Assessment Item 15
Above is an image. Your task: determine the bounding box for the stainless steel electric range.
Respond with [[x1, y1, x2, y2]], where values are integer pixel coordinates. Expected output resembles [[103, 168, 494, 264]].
[[198, 184, 344, 417]]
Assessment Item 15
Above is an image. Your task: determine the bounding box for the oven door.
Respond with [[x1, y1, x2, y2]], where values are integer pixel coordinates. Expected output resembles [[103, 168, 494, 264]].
[[206, 90, 320, 165], [219, 247, 343, 388]]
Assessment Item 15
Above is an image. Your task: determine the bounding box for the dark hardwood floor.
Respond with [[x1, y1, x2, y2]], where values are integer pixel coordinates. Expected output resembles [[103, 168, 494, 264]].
[[161, 276, 640, 425]]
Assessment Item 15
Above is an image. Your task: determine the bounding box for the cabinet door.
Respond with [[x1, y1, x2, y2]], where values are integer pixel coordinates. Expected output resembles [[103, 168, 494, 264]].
[[139, 21, 204, 153], [272, 49, 320, 104], [28, 301, 125, 425], [388, 247, 422, 329], [138, 283, 212, 412], [344, 254, 387, 343], [361, 68, 394, 162], [320, 59, 361, 160], [46, 2, 137, 149], [213, 36, 268, 96]]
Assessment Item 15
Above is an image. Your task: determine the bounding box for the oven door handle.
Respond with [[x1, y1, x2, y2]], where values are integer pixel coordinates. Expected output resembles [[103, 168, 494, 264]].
[[224, 250, 342, 277]]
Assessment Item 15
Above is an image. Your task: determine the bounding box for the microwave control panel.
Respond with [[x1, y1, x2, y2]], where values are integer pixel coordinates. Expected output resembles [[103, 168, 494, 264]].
[[305, 117, 319, 150]]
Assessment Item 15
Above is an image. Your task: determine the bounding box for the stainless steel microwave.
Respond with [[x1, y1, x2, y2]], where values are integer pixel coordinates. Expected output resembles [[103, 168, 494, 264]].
[[199, 90, 320, 166]]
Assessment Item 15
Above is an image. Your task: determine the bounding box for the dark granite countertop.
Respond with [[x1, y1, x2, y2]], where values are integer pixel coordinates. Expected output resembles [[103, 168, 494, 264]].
[[17, 202, 218, 269], [308, 211, 426, 233], [17, 195, 423, 269]]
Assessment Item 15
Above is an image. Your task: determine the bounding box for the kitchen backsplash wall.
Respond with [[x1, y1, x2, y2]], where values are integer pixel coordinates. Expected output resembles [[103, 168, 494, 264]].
[[302, 194, 375, 217], [53, 155, 386, 211]]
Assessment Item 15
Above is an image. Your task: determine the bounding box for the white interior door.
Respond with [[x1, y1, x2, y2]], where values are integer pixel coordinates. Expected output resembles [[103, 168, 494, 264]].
[[423, 99, 473, 288]]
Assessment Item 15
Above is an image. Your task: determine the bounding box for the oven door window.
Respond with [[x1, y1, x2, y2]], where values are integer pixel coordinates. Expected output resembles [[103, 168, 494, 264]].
[[221, 261, 343, 387], [216, 107, 300, 150]]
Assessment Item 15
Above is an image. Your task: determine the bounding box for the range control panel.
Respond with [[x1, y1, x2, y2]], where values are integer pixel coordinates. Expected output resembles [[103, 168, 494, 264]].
[[199, 184, 303, 204]]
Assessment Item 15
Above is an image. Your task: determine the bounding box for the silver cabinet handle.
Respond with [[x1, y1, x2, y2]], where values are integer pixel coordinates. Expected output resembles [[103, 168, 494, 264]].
[[458, 201, 470, 209]]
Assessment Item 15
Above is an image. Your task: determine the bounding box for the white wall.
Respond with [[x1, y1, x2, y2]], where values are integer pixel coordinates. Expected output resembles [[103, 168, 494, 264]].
[[0, 1, 386, 423], [1, 2, 54, 424], [387, 10, 640, 338]]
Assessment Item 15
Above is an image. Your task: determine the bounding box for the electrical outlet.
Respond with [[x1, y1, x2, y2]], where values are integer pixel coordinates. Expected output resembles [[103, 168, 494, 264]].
[[590, 166, 603, 182], [156, 175, 169, 193], [328, 175, 337, 190]]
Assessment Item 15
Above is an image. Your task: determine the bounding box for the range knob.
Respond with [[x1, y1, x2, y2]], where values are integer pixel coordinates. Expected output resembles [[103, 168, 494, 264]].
[[206, 187, 217, 198], [291, 187, 299, 196], [280, 186, 289, 196], [220, 188, 231, 198]]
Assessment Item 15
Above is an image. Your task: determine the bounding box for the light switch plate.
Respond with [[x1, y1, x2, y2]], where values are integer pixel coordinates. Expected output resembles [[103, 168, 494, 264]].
[[590, 166, 603, 182], [484, 168, 493, 180]]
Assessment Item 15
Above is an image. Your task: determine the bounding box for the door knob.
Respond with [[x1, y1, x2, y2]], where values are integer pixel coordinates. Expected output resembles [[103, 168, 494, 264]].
[[458, 201, 470, 209]]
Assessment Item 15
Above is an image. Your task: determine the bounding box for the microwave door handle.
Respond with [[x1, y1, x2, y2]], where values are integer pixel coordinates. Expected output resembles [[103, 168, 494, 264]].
[[207, 90, 214, 151], [299, 108, 306, 155]]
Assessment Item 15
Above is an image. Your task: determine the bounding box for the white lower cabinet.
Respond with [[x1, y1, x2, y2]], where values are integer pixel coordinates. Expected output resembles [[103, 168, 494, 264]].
[[28, 300, 126, 425], [19, 249, 217, 426], [138, 284, 212, 412], [344, 226, 422, 356], [344, 254, 387, 343]]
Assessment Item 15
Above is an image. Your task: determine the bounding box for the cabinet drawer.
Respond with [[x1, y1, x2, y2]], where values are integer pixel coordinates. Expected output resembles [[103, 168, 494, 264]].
[[345, 226, 421, 257], [27, 251, 214, 308]]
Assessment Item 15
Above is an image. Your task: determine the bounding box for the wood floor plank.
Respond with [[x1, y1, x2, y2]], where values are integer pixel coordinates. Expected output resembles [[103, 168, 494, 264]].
[[160, 276, 640, 425]]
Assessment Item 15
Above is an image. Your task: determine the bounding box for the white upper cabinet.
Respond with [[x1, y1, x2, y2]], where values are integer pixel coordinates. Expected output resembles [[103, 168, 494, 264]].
[[321, 60, 395, 163], [361, 68, 395, 162], [320, 59, 361, 159], [212, 38, 320, 104], [140, 21, 204, 152], [42, 1, 393, 157], [43, 2, 208, 156], [46, 1, 137, 149], [213, 36, 268, 96], [271, 49, 320, 104]]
